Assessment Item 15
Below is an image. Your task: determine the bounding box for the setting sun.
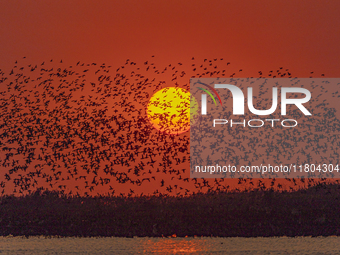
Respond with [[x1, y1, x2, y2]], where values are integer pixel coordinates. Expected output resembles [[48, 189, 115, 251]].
[[147, 87, 198, 135]]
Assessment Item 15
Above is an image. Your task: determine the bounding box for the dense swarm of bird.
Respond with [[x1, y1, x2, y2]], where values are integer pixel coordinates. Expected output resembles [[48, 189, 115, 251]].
[[0, 56, 338, 197]]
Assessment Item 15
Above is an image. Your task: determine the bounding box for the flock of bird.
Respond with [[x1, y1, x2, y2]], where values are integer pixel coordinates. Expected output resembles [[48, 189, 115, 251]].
[[0, 56, 338, 196]]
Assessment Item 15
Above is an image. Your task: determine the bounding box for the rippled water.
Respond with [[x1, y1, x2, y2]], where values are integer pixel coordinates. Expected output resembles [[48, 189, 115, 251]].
[[0, 236, 340, 254]]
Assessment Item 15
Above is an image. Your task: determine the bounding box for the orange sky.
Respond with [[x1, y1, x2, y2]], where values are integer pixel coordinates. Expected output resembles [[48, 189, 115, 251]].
[[1, 0, 340, 76], [0, 0, 340, 196]]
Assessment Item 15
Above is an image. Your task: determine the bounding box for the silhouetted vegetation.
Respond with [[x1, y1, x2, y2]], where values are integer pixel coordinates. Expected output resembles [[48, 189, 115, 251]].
[[1, 183, 340, 237]]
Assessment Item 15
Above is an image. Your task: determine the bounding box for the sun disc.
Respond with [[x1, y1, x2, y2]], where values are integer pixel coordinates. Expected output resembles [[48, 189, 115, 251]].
[[147, 87, 198, 135]]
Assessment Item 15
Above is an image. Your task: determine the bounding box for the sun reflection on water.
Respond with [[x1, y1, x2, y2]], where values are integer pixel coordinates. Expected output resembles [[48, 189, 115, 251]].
[[142, 237, 208, 254]]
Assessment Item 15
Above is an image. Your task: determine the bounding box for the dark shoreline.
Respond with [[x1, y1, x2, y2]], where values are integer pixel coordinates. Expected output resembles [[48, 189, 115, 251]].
[[1, 183, 339, 238]]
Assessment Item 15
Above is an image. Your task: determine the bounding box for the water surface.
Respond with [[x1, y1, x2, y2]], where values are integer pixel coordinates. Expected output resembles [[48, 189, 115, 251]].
[[0, 236, 339, 254]]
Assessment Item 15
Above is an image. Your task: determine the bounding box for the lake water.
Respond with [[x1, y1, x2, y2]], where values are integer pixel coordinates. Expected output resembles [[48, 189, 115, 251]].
[[0, 236, 339, 254]]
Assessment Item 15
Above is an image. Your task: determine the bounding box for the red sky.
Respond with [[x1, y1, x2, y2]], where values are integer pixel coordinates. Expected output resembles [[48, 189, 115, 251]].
[[0, 0, 340, 196], [1, 0, 340, 76]]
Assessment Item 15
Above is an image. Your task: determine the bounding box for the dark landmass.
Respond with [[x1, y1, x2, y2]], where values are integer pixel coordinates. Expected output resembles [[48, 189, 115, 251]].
[[1, 183, 340, 237]]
